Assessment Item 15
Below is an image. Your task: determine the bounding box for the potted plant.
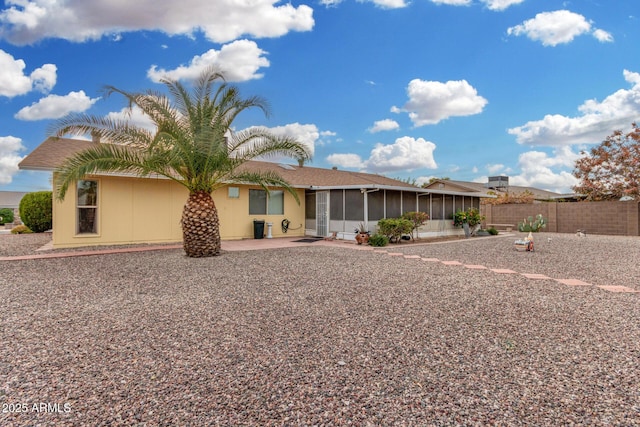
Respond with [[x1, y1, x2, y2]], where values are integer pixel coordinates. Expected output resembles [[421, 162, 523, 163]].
[[354, 222, 370, 245]]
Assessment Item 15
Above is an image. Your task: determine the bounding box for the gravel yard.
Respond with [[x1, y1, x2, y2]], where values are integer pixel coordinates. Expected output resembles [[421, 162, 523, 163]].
[[1, 233, 639, 426]]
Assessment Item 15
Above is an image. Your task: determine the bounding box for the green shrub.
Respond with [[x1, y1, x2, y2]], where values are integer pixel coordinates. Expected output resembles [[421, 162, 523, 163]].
[[11, 224, 33, 234], [377, 218, 414, 242], [368, 233, 389, 247], [487, 227, 499, 235], [518, 214, 547, 232], [19, 191, 52, 233], [402, 211, 429, 240], [452, 207, 485, 228], [0, 208, 14, 225]]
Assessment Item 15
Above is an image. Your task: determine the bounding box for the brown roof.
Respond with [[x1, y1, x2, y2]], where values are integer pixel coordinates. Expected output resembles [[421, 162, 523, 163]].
[[424, 179, 566, 200], [19, 137, 419, 190]]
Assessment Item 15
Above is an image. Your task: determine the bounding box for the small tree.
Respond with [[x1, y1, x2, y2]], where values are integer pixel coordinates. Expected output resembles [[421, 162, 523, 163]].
[[401, 211, 429, 240], [573, 122, 640, 201], [19, 191, 53, 233]]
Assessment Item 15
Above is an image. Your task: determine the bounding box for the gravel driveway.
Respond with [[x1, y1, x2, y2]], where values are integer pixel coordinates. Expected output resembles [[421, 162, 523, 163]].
[[1, 233, 639, 426]]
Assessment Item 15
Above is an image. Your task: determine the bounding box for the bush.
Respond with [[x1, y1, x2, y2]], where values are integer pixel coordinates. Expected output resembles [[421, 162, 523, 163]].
[[377, 218, 414, 243], [452, 207, 485, 228], [487, 227, 499, 235], [368, 233, 389, 247], [518, 214, 547, 232], [402, 211, 429, 240], [19, 191, 52, 233], [0, 208, 14, 225], [11, 224, 33, 234]]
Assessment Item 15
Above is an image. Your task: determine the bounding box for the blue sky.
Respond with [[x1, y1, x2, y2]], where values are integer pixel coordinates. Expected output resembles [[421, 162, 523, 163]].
[[0, 0, 638, 194]]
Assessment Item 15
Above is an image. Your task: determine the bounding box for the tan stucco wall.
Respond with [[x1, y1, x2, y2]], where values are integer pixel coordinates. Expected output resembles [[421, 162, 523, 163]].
[[53, 175, 305, 248]]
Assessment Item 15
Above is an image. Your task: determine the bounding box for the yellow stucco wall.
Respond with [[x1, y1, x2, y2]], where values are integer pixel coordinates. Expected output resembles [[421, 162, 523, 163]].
[[52, 175, 306, 248]]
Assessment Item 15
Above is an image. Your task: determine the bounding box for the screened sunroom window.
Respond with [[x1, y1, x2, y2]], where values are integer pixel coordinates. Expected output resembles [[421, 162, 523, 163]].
[[77, 180, 98, 234]]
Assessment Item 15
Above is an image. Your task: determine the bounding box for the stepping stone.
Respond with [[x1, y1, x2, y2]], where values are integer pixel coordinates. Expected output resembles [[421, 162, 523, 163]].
[[464, 264, 488, 270], [404, 255, 421, 259], [387, 252, 404, 256], [597, 285, 640, 293], [373, 250, 388, 254], [491, 268, 518, 274], [441, 260, 463, 266], [521, 273, 552, 280], [421, 258, 440, 262], [556, 279, 592, 286]]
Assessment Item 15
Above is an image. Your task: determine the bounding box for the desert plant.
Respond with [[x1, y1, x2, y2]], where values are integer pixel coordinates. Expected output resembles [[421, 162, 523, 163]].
[[377, 218, 414, 243], [0, 208, 14, 225], [11, 224, 33, 234], [402, 211, 429, 240], [368, 233, 389, 247], [518, 214, 547, 232], [19, 191, 52, 233], [487, 227, 499, 235]]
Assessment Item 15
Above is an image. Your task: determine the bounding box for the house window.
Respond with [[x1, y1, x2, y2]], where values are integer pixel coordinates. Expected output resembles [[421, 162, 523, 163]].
[[249, 189, 284, 215], [77, 180, 98, 234], [228, 186, 240, 198]]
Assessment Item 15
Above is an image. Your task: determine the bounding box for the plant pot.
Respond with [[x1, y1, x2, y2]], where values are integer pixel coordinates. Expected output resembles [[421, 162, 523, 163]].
[[355, 233, 369, 245], [462, 223, 470, 238]]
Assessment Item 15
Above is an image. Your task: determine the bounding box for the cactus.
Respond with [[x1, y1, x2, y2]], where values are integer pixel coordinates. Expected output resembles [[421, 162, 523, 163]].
[[518, 214, 547, 232]]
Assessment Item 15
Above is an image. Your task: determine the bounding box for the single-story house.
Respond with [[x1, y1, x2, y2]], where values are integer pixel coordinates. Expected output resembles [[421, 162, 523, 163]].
[[0, 191, 27, 226], [423, 176, 572, 201], [19, 137, 494, 248]]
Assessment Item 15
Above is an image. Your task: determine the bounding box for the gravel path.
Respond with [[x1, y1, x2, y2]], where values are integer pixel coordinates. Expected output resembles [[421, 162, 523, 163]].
[[1, 233, 639, 426]]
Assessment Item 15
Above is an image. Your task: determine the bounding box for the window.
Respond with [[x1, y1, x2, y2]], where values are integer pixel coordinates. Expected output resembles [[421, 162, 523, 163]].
[[228, 187, 240, 198], [77, 180, 98, 234], [249, 189, 284, 215]]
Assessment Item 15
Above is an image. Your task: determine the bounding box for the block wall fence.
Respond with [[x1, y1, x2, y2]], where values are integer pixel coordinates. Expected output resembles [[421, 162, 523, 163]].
[[481, 201, 640, 236]]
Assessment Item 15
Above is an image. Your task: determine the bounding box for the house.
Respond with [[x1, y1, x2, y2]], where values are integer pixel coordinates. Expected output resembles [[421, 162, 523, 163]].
[[423, 176, 571, 202], [0, 191, 27, 226], [19, 137, 493, 248]]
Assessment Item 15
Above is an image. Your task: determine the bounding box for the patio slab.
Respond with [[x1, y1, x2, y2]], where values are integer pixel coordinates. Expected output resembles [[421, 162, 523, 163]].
[[556, 279, 592, 287]]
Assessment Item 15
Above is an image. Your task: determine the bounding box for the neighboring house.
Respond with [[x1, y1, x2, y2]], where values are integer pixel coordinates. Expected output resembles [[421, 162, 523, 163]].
[[19, 137, 493, 248], [424, 176, 572, 202], [0, 191, 27, 225]]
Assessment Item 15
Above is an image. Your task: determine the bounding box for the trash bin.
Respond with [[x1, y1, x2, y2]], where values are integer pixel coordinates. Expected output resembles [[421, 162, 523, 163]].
[[253, 220, 265, 239]]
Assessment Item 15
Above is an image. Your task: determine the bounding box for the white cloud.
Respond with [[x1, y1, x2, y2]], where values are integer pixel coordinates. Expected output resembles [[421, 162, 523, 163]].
[[0, 0, 314, 45], [265, 123, 318, 159], [368, 119, 400, 133], [368, 0, 409, 8], [329, 136, 438, 173], [508, 147, 580, 193], [0, 49, 56, 97], [393, 78, 488, 126], [14, 90, 98, 120], [480, 0, 524, 11], [592, 28, 614, 43], [326, 153, 365, 169], [148, 40, 269, 83], [0, 135, 25, 184], [507, 10, 612, 46], [508, 70, 640, 146], [487, 163, 505, 174], [106, 106, 157, 132], [430, 0, 472, 5]]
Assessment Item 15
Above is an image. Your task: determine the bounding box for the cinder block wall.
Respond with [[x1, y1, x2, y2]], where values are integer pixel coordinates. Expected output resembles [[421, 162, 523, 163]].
[[482, 202, 639, 236]]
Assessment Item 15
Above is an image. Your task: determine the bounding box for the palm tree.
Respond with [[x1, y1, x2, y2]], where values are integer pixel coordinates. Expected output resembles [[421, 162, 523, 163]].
[[50, 68, 311, 257]]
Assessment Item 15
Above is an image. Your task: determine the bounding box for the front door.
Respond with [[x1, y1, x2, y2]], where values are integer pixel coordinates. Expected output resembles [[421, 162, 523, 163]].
[[315, 191, 329, 237]]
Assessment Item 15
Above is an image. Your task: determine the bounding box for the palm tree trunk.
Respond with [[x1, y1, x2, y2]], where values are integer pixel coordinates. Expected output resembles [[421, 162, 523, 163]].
[[182, 190, 221, 257]]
